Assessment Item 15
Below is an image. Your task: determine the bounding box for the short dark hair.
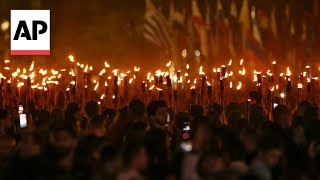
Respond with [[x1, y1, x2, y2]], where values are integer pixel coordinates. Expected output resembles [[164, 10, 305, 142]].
[[147, 100, 167, 117], [272, 105, 290, 124], [123, 143, 145, 165], [258, 135, 282, 153], [89, 114, 105, 129], [129, 99, 145, 116], [85, 101, 99, 118]]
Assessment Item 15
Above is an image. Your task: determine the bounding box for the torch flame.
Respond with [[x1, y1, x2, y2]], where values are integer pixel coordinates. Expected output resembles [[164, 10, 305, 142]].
[[23, 68, 26, 74], [104, 81, 108, 86], [184, 73, 189, 77], [112, 95, 115, 99], [31, 84, 38, 89], [7, 78, 11, 83], [186, 64, 189, 70], [280, 73, 284, 77], [134, 66, 140, 72], [4, 60, 10, 64], [286, 67, 291, 76], [149, 85, 155, 90], [99, 69, 106, 76], [303, 72, 307, 77], [271, 86, 275, 91], [70, 81, 76, 85], [228, 59, 232, 66], [276, 85, 279, 89], [297, 83, 303, 89], [217, 68, 221, 73], [190, 84, 196, 89], [213, 68, 216, 73], [156, 87, 163, 91], [166, 61, 172, 67], [240, 59, 243, 65], [105, 62, 110, 68], [280, 92, 285, 98], [307, 78, 310, 83], [181, 49, 187, 58], [68, 55, 74, 62], [193, 78, 197, 84], [272, 61, 276, 65], [253, 75, 258, 82], [229, 82, 233, 88], [206, 81, 211, 86], [84, 65, 88, 73], [129, 78, 133, 84], [94, 83, 99, 91], [17, 82, 24, 87], [112, 69, 119, 76], [89, 66, 93, 71], [100, 94, 105, 100], [236, 82, 242, 90], [306, 65, 310, 69], [66, 88, 70, 91], [12, 72, 18, 77], [199, 66, 205, 75], [29, 61, 35, 71]]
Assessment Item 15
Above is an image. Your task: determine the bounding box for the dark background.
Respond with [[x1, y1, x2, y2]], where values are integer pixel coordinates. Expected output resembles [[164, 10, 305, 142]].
[[0, 0, 317, 68]]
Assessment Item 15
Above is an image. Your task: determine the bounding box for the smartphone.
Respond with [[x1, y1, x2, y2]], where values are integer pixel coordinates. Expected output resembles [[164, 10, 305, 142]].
[[19, 114, 27, 128], [273, 103, 278, 109], [18, 105, 23, 114], [180, 141, 192, 152]]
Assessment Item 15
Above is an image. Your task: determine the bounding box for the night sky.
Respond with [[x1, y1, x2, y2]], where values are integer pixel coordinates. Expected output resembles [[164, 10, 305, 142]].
[[0, 0, 318, 68]]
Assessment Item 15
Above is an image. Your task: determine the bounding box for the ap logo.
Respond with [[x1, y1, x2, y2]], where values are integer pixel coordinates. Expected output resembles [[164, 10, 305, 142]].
[[11, 10, 50, 55]]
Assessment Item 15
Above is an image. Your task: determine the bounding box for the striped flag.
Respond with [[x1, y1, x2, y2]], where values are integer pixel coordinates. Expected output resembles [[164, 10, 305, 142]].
[[191, 0, 208, 58], [144, 0, 175, 56]]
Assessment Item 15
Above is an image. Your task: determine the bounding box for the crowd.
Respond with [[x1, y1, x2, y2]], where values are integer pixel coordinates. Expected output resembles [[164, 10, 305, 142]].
[[0, 92, 319, 180]]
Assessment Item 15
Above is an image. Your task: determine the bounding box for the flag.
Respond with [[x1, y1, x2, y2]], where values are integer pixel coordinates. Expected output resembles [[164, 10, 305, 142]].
[[191, 0, 208, 58], [239, 0, 250, 49], [270, 6, 277, 38], [245, 7, 267, 65], [144, 0, 175, 56]]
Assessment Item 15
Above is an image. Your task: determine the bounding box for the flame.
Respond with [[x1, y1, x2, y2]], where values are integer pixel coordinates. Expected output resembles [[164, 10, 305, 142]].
[[99, 69, 106, 76], [156, 87, 163, 91], [108, 76, 112, 80], [267, 70, 273, 76], [149, 85, 155, 90], [270, 86, 275, 91], [12, 72, 18, 77], [70, 81, 76, 85], [195, 50, 200, 57], [228, 59, 232, 66], [303, 72, 307, 77], [23, 68, 26, 74], [80, 64, 84, 68], [217, 68, 221, 73], [93, 80, 97, 83], [112, 69, 119, 76], [213, 68, 216, 73], [105, 62, 110, 68], [89, 66, 93, 71], [199, 66, 205, 75], [297, 83, 303, 88], [7, 78, 11, 83], [100, 94, 105, 99], [129, 78, 134, 84], [51, 69, 58, 75], [182, 49, 187, 58], [236, 82, 242, 90], [112, 95, 115, 99], [186, 64, 189, 70], [66, 88, 70, 91], [229, 82, 233, 88], [94, 83, 99, 91], [29, 72, 35, 79], [253, 75, 258, 82], [307, 78, 311, 83], [272, 61, 276, 65], [276, 85, 279, 89], [84, 65, 89, 73], [17, 82, 24, 87], [147, 72, 151, 80], [286, 67, 291, 76], [17, 68, 20, 73], [46, 81, 59, 85], [190, 84, 196, 89], [313, 77, 318, 80], [4, 60, 10, 64], [229, 71, 233, 77], [306, 65, 310, 69], [4, 67, 10, 70], [166, 61, 172, 67], [280, 92, 285, 98], [85, 85, 88, 88], [38, 86, 43, 90], [184, 73, 189, 77], [68, 55, 74, 62], [77, 62, 81, 66], [104, 81, 108, 86], [134, 66, 140, 72], [253, 70, 261, 74], [280, 73, 284, 77], [206, 81, 211, 86], [187, 79, 190, 83], [193, 78, 197, 84], [29, 61, 35, 71]]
